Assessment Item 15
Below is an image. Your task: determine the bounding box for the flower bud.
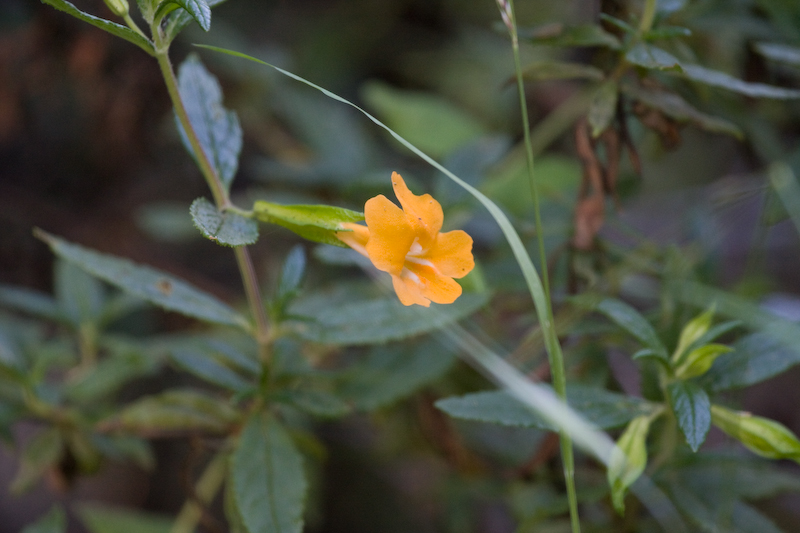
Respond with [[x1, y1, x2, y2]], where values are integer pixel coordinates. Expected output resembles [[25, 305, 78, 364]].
[[104, 0, 129, 18], [711, 405, 800, 463], [607, 415, 652, 514]]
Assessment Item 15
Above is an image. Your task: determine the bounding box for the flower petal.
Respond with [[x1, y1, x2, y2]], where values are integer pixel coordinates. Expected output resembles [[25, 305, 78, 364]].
[[391, 273, 431, 307], [364, 194, 415, 275], [422, 230, 475, 279], [335, 223, 370, 258], [406, 262, 463, 305], [391, 172, 443, 248]]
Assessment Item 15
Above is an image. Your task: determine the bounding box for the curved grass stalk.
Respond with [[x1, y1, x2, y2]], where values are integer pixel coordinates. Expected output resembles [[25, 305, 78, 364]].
[[196, 44, 687, 531]]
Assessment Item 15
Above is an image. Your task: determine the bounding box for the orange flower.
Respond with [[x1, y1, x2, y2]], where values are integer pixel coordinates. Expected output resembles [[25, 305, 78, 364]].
[[336, 172, 475, 307]]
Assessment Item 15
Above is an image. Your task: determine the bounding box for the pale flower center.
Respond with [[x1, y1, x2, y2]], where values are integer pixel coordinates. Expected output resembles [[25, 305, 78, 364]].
[[404, 238, 435, 269]]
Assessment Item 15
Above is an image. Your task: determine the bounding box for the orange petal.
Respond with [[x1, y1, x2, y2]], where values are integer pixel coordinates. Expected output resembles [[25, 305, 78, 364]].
[[422, 230, 475, 279], [335, 223, 370, 258], [391, 273, 431, 307], [364, 194, 415, 275], [405, 262, 463, 305], [391, 172, 443, 248]]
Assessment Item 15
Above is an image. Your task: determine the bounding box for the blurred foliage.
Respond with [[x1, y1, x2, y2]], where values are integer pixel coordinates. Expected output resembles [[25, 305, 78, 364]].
[[3, 0, 800, 532]]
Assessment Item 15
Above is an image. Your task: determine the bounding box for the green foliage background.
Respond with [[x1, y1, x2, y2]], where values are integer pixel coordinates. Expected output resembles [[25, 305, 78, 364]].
[[3, 0, 800, 532]]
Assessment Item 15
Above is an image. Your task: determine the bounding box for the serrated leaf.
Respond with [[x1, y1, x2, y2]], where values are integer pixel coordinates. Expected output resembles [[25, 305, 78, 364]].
[[622, 83, 743, 138], [54, 260, 106, 326], [190, 198, 258, 246], [436, 385, 657, 430], [520, 61, 605, 82], [580, 297, 669, 359], [21, 505, 66, 533], [232, 413, 306, 533], [176, 54, 242, 191], [625, 43, 683, 72], [114, 389, 239, 434], [11, 427, 63, 494], [36, 230, 248, 329], [525, 23, 621, 49], [40, 0, 154, 55], [588, 81, 618, 137], [668, 381, 710, 452], [156, 0, 209, 31], [170, 347, 253, 391], [341, 339, 457, 411], [681, 64, 800, 99], [253, 201, 364, 248], [607, 415, 652, 514], [77, 504, 172, 533], [282, 389, 351, 418], [163, 0, 226, 42], [0, 284, 61, 322], [701, 332, 800, 391], [754, 42, 800, 68], [289, 289, 488, 345], [362, 81, 487, 158]]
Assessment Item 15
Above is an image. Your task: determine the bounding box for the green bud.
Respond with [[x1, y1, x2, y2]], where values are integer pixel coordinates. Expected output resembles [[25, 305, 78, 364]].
[[103, 0, 129, 18], [674, 343, 732, 379], [607, 415, 652, 515], [672, 305, 715, 364], [711, 405, 800, 463]]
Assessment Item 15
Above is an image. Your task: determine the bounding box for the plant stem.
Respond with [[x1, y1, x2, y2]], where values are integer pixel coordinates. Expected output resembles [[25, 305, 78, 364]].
[[503, 1, 580, 531], [170, 451, 228, 533], [155, 47, 270, 347]]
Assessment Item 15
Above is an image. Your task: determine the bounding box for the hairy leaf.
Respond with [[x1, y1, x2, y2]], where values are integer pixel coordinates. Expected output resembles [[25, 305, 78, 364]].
[[36, 230, 248, 329], [668, 381, 711, 452], [190, 198, 258, 247]]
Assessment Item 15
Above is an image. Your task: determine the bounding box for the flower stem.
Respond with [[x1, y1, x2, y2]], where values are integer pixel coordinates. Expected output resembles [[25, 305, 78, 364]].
[[155, 46, 270, 350], [170, 451, 228, 533], [502, 1, 580, 530]]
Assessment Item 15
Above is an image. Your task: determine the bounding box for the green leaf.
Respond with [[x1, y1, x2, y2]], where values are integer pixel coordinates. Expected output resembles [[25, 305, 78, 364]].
[[40, 0, 154, 55], [435, 385, 657, 430], [114, 389, 239, 434], [0, 284, 61, 322], [581, 297, 669, 359], [607, 415, 652, 514], [163, 0, 227, 42], [675, 344, 733, 379], [54, 260, 106, 326], [77, 504, 172, 533], [170, 347, 254, 391], [588, 81, 618, 137], [524, 23, 621, 49], [622, 83, 743, 138], [253, 201, 364, 248], [11, 427, 63, 494], [21, 505, 66, 533], [277, 245, 306, 304], [625, 43, 683, 72], [361, 81, 487, 158], [281, 389, 351, 418], [65, 351, 157, 402], [36, 230, 248, 330], [701, 332, 800, 391], [231, 413, 307, 533], [668, 381, 710, 452], [176, 54, 243, 191], [155, 0, 209, 31], [754, 42, 800, 68], [340, 339, 458, 411], [681, 64, 800, 99], [711, 405, 800, 463], [520, 61, 605, 82], [190, 198, 258, 247], [289, 287, 488, 345]]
